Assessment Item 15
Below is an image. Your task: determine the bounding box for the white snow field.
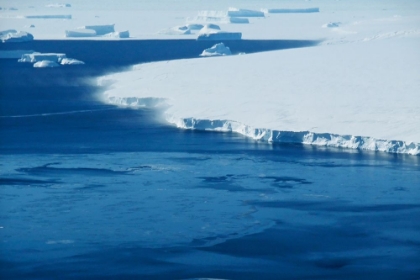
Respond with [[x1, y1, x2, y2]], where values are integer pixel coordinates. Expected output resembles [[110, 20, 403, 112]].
[[1, 0, 419, 154]]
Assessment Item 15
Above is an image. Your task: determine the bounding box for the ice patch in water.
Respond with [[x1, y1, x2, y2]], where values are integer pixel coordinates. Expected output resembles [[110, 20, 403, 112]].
[[60, 58, 85, 65], [200, 43, 232, 57], [33, 60, 60, 68], [19, 53, 66, 63]]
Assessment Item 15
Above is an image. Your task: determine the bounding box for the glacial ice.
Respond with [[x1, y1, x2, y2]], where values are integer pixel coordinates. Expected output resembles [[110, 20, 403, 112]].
[[200, 43, 232, 57]]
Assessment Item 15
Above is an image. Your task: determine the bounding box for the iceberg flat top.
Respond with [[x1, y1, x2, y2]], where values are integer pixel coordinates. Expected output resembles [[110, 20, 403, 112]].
[[97, 0, 420, 154]]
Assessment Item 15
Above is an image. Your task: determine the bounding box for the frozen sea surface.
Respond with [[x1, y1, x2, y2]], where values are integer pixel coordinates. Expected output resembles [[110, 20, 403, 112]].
[[1, 40, 420, 279]]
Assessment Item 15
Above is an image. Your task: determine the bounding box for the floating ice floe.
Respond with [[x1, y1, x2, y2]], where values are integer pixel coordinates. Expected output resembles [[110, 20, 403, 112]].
[[25, 15, 72, 19], [227, 8, 265, 17], [197, 25, 241, 40], [322, 22, 342, 28], [60, 58, 85, 65], [0, 30, 34, 43], [19, 53, 67, 63], [33, 60, 60, 68], [46, 3, 72, 8], [200, 43, 232, 57], [18, 52, 84, 66], [261, 8, 320, 13]]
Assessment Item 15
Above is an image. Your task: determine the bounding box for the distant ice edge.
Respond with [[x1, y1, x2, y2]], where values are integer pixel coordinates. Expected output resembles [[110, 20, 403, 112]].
[[103, 96, 419, 155], [171, 117, 420, 155]]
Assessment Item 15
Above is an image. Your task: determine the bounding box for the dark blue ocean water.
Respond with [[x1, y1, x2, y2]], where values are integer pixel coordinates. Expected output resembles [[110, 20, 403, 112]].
[[1, 41, 419, 280]]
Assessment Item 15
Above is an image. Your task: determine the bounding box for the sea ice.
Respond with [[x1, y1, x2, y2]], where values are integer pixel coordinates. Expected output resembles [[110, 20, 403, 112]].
[[200, 43, 232, 57]]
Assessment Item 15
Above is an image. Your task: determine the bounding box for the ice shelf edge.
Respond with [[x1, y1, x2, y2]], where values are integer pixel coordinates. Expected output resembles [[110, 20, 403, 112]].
[[170, 117, 420, 155]]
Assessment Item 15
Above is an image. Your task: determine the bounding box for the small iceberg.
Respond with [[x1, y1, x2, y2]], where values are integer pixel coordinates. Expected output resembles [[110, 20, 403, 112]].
[[200, 43, 232, 57], [1, 30, 34, 43], [60, 58, 85, 65], [33, 60, 60, 68]]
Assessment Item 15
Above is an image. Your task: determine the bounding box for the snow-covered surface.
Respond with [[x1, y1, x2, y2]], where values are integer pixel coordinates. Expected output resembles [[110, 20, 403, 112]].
[[33, 60, 60, 67], [0, 29, 33, 42], [200, 43, 232, 57], [97, 0, 420, 155]]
